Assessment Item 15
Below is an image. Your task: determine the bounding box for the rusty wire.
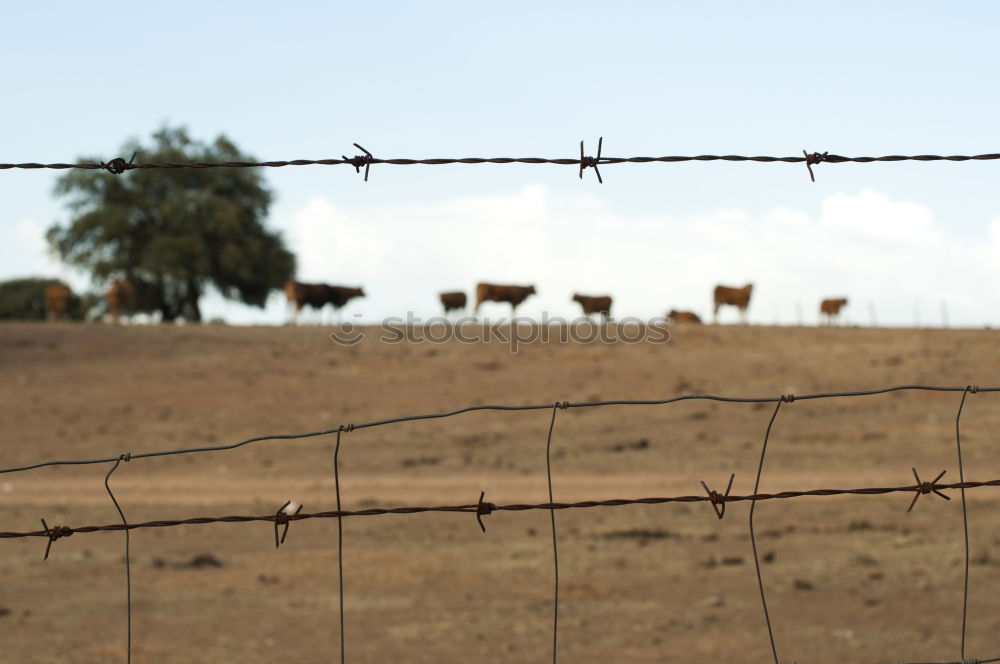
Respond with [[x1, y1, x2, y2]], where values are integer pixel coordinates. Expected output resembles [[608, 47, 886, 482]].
[[4, 476, 1000, 544], [3, 141, 1000, 182]]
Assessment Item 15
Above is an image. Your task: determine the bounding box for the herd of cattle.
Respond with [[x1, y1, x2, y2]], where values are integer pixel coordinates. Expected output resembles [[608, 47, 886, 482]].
[[282, 279, 850, 325], [41, 278, 850, 325]]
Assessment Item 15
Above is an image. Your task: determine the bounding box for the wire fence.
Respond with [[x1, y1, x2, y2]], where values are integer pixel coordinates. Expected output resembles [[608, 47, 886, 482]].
[[3, 140, 1000, 182], [1, 384, 998, 664]]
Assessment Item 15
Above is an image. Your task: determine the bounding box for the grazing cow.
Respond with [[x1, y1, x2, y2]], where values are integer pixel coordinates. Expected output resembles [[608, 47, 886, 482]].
[[45, 283, 72, 321], [106, 279, 135, 324], [284, 280, 365, 323], [667, 310, 702, 324], [820, 297, 848, 325], [439, 291, 467, 315], [713, 283, 753, 324], [474, 282, 536, 316], [572, 294, 612, 320]]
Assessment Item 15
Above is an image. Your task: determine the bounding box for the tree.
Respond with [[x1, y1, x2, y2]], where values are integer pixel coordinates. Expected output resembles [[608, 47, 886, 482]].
[[0, 278, 97, 321], [47, 126, 295, 322]]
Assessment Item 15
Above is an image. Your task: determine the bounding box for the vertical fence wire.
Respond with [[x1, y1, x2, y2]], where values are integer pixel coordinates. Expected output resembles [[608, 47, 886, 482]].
[[954, 387, 975, 660], [334, 425, 348, 664], [545, 402, 564, 664], [750, 397, 787, 664], [104, 454, 131, 664]]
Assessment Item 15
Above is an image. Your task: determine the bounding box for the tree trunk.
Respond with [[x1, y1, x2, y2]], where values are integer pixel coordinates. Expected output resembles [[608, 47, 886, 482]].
[[185, 280, 202, 323]]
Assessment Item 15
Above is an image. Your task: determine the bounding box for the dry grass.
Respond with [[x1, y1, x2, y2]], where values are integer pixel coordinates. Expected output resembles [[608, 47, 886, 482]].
[[1, 322, 999, 663]]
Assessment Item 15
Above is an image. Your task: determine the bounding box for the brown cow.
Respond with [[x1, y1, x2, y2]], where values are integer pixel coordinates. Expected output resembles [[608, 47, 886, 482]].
[[820, 297, 848, 325], [106, 279, 135, 324], [439, 291, 467, 315], [713, 283, 753, 324], [474, 282, 536, 316], [45, 282, 72, 321], [667, 309, 702, 324], [572, 293, 612, 320], [285, 280, 365, 323]]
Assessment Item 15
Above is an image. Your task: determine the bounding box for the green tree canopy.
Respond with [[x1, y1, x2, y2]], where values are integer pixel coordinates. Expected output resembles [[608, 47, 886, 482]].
[[47, 126, 295, 322]]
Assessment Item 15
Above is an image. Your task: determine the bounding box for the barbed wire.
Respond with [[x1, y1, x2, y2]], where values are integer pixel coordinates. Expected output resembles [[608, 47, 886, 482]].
[[3, 139, 1000, 182], [3, 476, 1000, 543], [2, 384, 996, 664]]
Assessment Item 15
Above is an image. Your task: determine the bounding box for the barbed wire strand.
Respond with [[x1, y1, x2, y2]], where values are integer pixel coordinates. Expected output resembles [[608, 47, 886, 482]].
[[2, 385, 997, 476], [955, 386, 976, 660], [4, 143, 1000, 183], [8, 477, 1000, 543], [334, 425, 347, 664], [750, 396, 786, 664], [104, 454, 131, 664]]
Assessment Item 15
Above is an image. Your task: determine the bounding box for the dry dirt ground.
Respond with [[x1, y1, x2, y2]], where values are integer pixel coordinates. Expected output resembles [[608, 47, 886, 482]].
[[1, 322, 999, 664]]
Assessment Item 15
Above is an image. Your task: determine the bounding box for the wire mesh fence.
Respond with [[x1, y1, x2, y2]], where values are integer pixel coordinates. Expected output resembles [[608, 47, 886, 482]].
[[1, 384, 998, 664]]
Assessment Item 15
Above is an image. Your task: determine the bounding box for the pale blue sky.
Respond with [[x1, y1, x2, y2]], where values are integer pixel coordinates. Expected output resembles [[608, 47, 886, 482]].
[[3, 3, 1000, 325]]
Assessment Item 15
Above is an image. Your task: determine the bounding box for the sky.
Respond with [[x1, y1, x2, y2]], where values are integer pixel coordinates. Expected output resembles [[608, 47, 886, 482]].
[[3, 3, 1000, 326]]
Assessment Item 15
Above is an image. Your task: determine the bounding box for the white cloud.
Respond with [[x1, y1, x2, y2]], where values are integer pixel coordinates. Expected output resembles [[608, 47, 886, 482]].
[[256, 186, 1000, 327], [0, 218, 88, 290]]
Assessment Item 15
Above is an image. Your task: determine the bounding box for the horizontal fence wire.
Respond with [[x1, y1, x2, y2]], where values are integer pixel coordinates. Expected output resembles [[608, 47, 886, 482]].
[[2, 478, 1000, 541], [1, 384, 996, 475], [2, 384, 998, 664], [3, 140, 1000, 182]]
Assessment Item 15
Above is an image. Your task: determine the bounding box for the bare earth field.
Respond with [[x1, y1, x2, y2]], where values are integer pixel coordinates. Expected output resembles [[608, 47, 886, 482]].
[[1, 322, 999, 664]]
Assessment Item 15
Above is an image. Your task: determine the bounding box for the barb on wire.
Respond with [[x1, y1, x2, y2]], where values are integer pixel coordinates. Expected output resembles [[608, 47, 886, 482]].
[[476, 490, 496, 533], [342, 143, 373, 181], [803, 150, 828, 181], [104, 453, 131, 664], [701, 473, 735, 520], [2, 384, 996, 476], [40, 519, 72, 560], [274, 500, 303, 549], [907, 468, 950, 512], [101, 151, 137, 175], [579, 137, 603, 183]]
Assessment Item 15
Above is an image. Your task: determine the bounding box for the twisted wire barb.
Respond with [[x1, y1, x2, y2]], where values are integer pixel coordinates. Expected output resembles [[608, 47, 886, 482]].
[[2, 385, 997, 476]]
